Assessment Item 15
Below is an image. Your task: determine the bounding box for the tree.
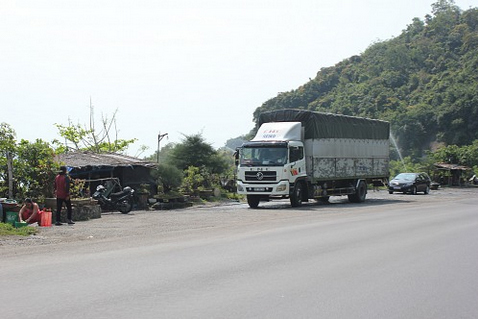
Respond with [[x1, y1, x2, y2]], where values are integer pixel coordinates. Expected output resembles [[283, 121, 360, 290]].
[[151, 163, 183, 193], [225, 136, 247, 151], [54, 103, 137, 154], [144, 142, 175, 164], [163, 133, 230, 192], [430, 140, 478, 167], [0, 123, 16, 198], [15, 139, 58, 200], [0, 123, 58, 200], [180, 166, 206, 194], [167, 133, 228, 174], [0, 123, 16, 153]]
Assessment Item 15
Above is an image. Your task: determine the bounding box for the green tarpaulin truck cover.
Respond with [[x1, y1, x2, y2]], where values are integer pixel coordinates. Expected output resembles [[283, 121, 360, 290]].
[[258, 109, 390, 140]]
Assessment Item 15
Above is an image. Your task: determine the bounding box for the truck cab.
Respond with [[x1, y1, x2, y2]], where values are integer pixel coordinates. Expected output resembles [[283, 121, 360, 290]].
[[236, 122, 308, 208]]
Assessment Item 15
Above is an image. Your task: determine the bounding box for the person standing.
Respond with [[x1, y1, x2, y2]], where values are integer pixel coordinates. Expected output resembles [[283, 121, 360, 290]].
[[54, 166, 75, 225]]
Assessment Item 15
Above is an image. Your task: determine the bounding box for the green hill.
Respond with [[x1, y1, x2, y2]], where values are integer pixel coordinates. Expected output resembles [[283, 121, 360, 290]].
[[251, 0, 478, 160]]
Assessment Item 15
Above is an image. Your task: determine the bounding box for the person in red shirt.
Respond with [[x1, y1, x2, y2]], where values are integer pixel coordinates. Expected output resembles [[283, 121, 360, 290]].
[[54, 166, 75, 225], [18, 198, 41, 224]]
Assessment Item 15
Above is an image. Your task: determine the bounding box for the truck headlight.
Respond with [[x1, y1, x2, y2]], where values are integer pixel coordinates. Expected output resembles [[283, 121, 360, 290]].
[[276, 183, 287, 192], [237, 184, 244, 191]]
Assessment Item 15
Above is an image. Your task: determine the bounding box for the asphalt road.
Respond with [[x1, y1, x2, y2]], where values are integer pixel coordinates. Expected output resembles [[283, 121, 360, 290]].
[[1, 188, 478, 319]]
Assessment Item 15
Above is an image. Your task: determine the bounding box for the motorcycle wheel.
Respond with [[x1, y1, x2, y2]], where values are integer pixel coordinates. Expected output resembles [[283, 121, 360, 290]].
[[99, 201, 109, 211], [117, 199, 133, 214]]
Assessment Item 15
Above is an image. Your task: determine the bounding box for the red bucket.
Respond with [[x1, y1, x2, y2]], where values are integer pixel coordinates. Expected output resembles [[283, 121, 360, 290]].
[[40, 211, 52, 227]]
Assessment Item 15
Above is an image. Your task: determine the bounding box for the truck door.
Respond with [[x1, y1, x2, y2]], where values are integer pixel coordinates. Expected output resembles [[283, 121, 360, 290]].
[[289, 145, 305, 177]]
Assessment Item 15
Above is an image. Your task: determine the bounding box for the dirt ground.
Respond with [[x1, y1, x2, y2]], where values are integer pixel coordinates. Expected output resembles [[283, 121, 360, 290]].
[[2, 187, 477, 256]]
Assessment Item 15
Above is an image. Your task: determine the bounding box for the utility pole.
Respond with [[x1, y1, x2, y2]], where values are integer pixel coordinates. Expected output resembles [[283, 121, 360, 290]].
[[157, 132, 168, 163]]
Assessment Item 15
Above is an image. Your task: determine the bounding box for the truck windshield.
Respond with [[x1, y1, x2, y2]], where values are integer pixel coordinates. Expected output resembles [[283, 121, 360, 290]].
[[240, 147, 288, 167]]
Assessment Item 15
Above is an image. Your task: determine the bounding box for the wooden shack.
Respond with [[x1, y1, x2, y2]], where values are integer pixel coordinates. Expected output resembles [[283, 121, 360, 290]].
[[433, 163, 472, 186]]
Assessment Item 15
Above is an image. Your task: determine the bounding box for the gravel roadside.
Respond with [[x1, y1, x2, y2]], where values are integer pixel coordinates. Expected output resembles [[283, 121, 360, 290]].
[[0, 200, 241, 247]]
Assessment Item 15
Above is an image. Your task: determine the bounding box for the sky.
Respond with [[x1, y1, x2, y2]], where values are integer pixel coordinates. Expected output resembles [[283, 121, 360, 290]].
[[1, 0, 476, 157]]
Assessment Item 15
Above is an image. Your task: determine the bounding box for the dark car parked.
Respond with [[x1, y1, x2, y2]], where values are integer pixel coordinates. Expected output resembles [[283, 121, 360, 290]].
[[388, 172, 431, 195]]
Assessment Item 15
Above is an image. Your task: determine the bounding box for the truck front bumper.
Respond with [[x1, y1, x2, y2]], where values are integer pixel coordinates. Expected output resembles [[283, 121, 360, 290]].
[[236, 181, 290, 195]]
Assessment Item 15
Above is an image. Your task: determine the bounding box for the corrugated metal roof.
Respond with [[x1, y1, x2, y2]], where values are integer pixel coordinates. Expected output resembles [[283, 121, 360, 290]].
[[56, 151, 157, 168], [434, 163, 471, 171]]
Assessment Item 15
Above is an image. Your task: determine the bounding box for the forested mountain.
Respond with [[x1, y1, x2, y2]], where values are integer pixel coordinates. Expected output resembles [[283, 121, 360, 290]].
[[251, 1, 478, 160]]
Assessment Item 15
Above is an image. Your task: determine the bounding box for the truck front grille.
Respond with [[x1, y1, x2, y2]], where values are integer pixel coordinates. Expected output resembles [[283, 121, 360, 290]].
[[245, 171, 277, 182]]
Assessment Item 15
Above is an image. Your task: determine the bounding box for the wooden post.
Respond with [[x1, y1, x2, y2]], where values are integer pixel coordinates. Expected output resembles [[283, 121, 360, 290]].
[[6, 151, 13, 198]]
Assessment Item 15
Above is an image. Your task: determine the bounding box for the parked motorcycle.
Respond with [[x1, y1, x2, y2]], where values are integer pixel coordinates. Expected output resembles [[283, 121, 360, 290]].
[[93, 185, 135, 214]]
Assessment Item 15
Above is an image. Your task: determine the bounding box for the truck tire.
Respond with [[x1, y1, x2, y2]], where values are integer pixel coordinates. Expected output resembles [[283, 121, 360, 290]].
[[290, 182, 303, 207], [247, 195, 260, 208], [348, 180, 367, 203]]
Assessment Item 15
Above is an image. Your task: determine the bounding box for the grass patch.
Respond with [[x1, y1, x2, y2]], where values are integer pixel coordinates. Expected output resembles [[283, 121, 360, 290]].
[[0, 223, 38, 236]]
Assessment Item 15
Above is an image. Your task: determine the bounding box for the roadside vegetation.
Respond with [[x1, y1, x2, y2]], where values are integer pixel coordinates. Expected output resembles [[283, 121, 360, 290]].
[[388, 141, 478, 179], [146, 133, 234, 197], [0, 111, 237, 211], [0, 223, 38, 236]]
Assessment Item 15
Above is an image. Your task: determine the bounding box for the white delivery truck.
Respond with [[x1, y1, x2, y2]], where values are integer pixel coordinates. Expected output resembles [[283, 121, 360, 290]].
[[235, 109, 390, 208]]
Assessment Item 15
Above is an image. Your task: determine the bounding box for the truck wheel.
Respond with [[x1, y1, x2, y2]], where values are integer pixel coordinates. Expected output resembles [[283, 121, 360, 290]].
[[348, 180, 367, 203], [247, 195, 260, 208], [290, 182, 303, 207]]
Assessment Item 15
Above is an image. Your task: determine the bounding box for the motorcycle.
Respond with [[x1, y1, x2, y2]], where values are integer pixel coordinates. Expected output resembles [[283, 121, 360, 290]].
[[93, 185, 135, 214]]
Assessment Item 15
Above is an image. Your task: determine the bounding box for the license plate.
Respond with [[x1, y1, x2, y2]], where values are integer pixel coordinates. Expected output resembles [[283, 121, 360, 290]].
[[393, 186, 401, 190], [255, 187, 266, 192]]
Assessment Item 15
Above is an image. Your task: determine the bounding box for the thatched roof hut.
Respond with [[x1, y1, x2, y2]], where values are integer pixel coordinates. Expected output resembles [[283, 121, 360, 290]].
[[56, 151, 157, 194], [57, 151, 156, 168]]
